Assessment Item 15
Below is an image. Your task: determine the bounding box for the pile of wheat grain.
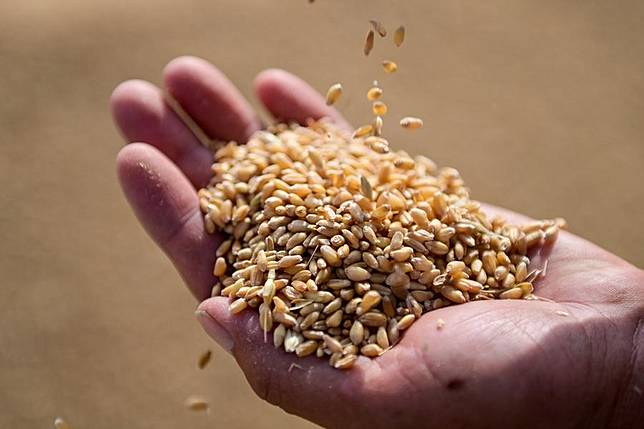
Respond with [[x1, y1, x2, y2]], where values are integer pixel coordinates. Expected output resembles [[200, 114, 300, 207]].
[[198, 118, 562, 369]]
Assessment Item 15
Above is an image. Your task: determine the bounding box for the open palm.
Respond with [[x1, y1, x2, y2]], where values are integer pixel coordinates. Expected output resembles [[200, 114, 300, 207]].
[[112, 56, 643, 428]]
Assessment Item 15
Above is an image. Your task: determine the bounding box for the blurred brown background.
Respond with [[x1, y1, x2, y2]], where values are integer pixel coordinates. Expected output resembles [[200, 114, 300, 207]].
[[1, 0, 643, 428]]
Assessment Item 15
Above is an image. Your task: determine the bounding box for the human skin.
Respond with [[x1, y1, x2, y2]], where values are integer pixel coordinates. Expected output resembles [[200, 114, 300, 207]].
[[111, 56, 644, 429]]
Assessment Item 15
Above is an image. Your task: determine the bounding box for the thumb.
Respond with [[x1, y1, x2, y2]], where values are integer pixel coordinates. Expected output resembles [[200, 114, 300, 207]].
[[195, 297, 368, 426]]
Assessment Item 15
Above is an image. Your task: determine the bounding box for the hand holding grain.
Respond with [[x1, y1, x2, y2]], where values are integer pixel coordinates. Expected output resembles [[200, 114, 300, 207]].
[[111, 56, 644, 429]]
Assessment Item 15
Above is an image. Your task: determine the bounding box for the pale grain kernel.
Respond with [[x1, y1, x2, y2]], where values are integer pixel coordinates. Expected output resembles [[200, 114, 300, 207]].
[[185, 396, 209, 412], [325, 83, 343, 106], [323, 334, 344, 353], [54, 418, 71, 429], [400, 116, 423, 129], [350, 320, 365, 345], [229, 298, 248, 314]]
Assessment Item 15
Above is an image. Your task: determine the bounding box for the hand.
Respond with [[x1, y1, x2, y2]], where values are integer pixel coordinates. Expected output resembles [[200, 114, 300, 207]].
[[111, 56, 644, 429]]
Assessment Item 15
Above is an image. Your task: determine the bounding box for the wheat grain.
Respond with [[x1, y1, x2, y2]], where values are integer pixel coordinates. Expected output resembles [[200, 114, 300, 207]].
[[325, 83, 343, 105], [367, 86, 383, 101], [372, 101, 388, 116], [54, 418, 71, 429], [364, 30, 375, 56], [394, 25, 405, 47], [197, 350, 212, 369], [382, 60, 398, 73], [369, 20, 387, 37], [400, 116, 423, 129], [185, 396, 209, 412], [200, 119, 562, 369]]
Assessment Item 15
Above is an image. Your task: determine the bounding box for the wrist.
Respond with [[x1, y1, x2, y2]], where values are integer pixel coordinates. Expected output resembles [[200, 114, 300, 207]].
[[608, 279, 644, 428]]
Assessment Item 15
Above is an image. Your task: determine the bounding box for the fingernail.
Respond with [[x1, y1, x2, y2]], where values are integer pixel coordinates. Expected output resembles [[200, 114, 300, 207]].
[[195, 310, 234, 354]]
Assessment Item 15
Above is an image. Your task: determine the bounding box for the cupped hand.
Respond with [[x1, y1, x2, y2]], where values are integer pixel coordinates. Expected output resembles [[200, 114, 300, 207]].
[[111, 56, 644, 429]]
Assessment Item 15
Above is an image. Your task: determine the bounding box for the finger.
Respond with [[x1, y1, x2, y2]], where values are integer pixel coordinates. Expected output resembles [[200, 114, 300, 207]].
[[254, 68, 352, 130], [117, 143, 218, 300], [196, 297, 374, 427], [163, 56, 262, 143], [111, 79, 213, 188]]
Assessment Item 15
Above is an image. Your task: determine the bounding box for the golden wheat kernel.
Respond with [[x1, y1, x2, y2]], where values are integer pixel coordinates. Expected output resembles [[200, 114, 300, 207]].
[[369, 19, 387, 37], [441, 285, 467, 304], [54, 418, 71, 429], [325, 83, 343, 106], [400, 116, 423, 129], [346, 265, 371, 281], [185, 396, 209, 412], [358, 290, 382, 315], [376, 326, 390, 349], [397, 314, 416, 330], [197, 350, 212, 369], [517, 281, 534, 295], [334, 353, 358, 369], [499, 287, 523, 300], [361, 343, 384, 357], [359, 312, 388, 327], [364, 30, 375, 56], [372, 101, 388, 116], [353, 124, 374, 139], [382, 60, 398, 73], [349, 320, 365, 345], [367, 86, 383, 101], [391, 247, 414, 262], [213, 257, 227, 277], [229, 298, 248, 314], [273, 324, 286, 348], [394, 25, 405, 46], [299, 311, 320, 331], [294, 339, 318, 357], [323, 334, 344, 353]]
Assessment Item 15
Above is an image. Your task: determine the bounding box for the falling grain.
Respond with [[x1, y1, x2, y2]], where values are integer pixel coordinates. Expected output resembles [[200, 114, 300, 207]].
[[369, 20, 387, 37], [360, 176, 373, 200], [382, 60, 398, 73], [199, 118, 563, 369], [400, 116, 423, 129], [372, 101, 388, 116], [185, 396, 209, 412], [325, 83, 343, 106], [394, 25, 405, 47], [54, 418, 71, 429], [353, 124, 374, 139], [364, 30, 375, 56], [197, 349, 212, 369], [367, 86, 383, 101]]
